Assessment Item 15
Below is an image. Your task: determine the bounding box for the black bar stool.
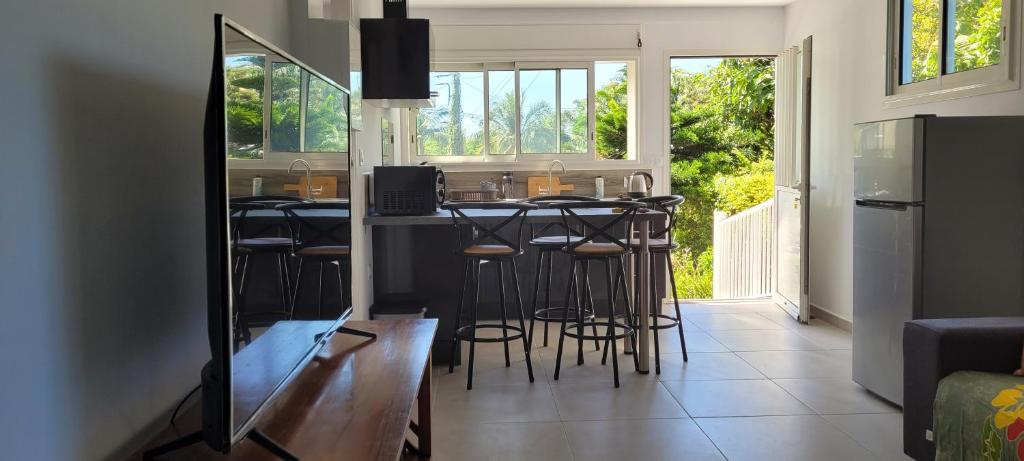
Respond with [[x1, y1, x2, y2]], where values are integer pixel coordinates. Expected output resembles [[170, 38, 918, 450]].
[[230, 200, 299, 349], [277, 202, 351, 320], [444, 202, 536, 390], [551, 201, 643, 388], [523, 195, 601, 350], [616, 195, 689, 374]]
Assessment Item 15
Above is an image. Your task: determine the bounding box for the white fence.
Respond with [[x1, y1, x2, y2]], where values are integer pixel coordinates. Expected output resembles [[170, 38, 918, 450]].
[[712, 200, 776, 299]]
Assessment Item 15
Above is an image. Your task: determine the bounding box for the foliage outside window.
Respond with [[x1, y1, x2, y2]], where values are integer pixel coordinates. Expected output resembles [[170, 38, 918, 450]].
[[894, 0, 1010, 98], [668, 57, 776, 298], [225, 54, 349, 160], [415, 60, 634, 161]]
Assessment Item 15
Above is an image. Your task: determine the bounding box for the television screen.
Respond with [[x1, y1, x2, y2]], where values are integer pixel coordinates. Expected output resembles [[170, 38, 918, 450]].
[[203, 15, 353, 451]]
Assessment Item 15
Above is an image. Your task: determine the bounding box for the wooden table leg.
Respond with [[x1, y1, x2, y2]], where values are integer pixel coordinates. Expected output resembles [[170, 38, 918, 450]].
[[418, 354, 432, 458]]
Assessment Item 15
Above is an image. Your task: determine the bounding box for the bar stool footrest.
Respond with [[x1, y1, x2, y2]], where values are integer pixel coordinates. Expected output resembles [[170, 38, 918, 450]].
[[455, 324, 525, 343], [562, 321, 635, 341], [533, 306, 596, 323]]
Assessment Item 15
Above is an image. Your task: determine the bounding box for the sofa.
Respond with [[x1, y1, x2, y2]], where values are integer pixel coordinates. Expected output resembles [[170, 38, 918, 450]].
[[903, 317, 1024, 460]]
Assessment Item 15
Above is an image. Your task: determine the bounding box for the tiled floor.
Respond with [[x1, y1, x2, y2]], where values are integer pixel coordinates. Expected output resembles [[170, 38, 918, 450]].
[[429, 300, 908, 461]]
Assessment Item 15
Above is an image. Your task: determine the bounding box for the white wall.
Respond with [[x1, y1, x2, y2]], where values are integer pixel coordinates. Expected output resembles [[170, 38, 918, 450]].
[[784, 0, 1024, 322], [410, 7, 785, 193], [0, 1, 347, 459]]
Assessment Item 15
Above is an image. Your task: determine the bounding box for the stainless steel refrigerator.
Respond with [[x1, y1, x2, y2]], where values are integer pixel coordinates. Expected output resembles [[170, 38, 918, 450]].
[[853, 115, 1024, 406]]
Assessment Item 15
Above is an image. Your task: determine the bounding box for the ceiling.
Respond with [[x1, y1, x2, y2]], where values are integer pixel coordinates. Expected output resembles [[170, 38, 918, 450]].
[[411, 0, 791, 8]]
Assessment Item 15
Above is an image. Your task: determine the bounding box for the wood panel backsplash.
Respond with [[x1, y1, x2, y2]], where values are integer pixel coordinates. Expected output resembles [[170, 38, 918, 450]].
[[229, 169, 351, 199], [442, 168, 652, 199]]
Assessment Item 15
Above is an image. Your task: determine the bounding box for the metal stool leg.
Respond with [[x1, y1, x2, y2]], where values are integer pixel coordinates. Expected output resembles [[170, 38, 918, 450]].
[[603, 258, 620, 388], [583, 263, 601, 351], [450, 259, 471, 374], [467, 259, 482, 390], [543, 251, 554, 347], [666, 251, 688, 361], [290, 258, 304, 319], [553, 257, 577, 381], [577, 261, 588, 365], [649, 256, 662, 375], [509, 258, 535, 383], [316, 261, 326, 320], [496, 260, 512, 368], [528, 250, 545, 349]]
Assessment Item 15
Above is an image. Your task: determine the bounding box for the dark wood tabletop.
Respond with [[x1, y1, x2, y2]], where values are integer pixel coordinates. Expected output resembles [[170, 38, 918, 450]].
[[138, 320, 437, 461]]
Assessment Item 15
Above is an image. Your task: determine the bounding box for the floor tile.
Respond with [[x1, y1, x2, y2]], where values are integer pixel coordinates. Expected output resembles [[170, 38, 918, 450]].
[[737, 349, 852, 379], [431, 421, 574, 461], [550, 379, 686, 421], [656, 328, 729, 353], [438, 342, 547, 388], [686, 312, 788, 331], [661, 379, 813, 417], [655, 352, 765, 381], [791, 320, 853, 350], [538, 346, 649, 385], [564, 418, 725, 461], [824, 413, 913, 461], [433, 383, 560, 424], [696, 415, 877, 461], [708, 328, 826, 351], [774, 378, 900, 414]]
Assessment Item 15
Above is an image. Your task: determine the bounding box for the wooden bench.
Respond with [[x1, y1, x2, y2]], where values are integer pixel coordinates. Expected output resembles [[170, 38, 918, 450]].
[[139, 319, 437, 461]]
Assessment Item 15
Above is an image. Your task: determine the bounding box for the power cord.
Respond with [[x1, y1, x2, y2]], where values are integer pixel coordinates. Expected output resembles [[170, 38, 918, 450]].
[[169, 384, 202, 435]]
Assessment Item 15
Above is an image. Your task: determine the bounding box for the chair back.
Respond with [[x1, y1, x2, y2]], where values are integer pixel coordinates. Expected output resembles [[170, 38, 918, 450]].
[[636, 195, 684, 243], [549, 201, 645, 256], [442, 202, 538, 256], [275, 202, 351, 251], [522, 195, 599, 240]]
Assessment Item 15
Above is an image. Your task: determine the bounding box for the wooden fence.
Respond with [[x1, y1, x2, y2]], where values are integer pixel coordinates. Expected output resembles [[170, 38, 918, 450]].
[[712, 200, 775, 299]]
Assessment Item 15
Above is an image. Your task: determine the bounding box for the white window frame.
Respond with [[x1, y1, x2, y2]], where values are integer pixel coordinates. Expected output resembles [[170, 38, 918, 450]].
[[228, 53, 351, 171], [407, 57, 638, 169], [886, 0, 1020, 108]]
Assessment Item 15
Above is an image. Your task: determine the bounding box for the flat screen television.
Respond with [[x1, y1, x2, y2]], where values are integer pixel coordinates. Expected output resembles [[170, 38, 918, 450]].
[[145, 15, 355, 458]]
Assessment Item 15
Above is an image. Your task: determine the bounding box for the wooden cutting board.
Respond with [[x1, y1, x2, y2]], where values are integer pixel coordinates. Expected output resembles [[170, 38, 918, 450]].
[[527, 176, 575, 197], [284, 176, 338, 199]]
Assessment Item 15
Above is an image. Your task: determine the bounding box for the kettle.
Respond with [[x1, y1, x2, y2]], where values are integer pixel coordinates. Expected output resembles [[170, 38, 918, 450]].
[[627, 171, 654, 198]]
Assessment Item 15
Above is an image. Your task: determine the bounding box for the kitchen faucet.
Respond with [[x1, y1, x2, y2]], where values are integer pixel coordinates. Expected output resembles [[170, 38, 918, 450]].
[[547, 159, 565, 195], [288, 158, 313, 200]]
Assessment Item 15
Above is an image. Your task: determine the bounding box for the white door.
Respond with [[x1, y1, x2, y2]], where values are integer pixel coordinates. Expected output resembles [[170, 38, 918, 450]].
[[773, 36, 812, 323]]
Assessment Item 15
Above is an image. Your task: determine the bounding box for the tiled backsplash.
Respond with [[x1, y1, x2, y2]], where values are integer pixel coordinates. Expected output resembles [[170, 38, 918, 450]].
[[441, 168, 653, 199], [229, 169, 350, 199]]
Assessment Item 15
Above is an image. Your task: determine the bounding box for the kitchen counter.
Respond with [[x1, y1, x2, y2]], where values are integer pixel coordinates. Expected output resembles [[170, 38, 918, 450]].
[[366, 204, 665, 374], [363, 206, 660, 226]]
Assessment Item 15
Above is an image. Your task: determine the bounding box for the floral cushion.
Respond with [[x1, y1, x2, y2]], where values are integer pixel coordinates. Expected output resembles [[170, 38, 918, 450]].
[[935, 371, 1024, 460]]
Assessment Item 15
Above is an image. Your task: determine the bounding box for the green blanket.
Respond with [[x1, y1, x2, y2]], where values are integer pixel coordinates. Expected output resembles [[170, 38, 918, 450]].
[[935, 371, 1024, 461]]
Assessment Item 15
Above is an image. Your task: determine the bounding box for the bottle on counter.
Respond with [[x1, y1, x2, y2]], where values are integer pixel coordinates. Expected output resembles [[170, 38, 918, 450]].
[[595, 176, 604, 199], [252, 175, 263, 196], [502, 172, 514, 199]]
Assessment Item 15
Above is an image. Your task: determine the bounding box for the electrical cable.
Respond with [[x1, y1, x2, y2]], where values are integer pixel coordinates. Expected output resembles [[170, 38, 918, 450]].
[[169, 384, 202, 435]]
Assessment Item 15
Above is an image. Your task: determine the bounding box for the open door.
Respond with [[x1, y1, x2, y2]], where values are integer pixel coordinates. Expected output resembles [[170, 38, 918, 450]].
[[773, 36, 812, 323]]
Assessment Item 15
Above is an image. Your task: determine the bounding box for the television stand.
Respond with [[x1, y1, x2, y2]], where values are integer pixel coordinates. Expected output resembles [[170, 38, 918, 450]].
[[143, 429, 296, 461], [313, 324, 377, 343]]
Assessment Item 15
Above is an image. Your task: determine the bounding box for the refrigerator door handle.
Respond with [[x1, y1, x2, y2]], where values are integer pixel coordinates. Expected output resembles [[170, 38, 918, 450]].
[[855, 199, 917, 210]]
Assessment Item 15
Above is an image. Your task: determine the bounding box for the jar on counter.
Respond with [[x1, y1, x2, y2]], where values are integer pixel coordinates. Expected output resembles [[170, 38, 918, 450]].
[[595, 176, 604, 199]]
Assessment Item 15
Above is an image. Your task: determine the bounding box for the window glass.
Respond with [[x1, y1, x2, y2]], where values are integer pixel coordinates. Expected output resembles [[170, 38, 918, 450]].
[[417, 71, 485, 156], [270, 62, 301, 152], [519, 69, 557, 154], [901, 0, 941, 84], [304, 75, 349, 153], [560, 69, 588, 154], [595, 61, 629, 160], [488, 70, 516, 155], [946, 0, 1003, 74], [225, 55, 265, 159]]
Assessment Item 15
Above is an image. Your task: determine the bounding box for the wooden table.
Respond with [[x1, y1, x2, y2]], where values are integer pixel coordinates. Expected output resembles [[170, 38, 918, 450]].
[[140, 320, 436, 460]]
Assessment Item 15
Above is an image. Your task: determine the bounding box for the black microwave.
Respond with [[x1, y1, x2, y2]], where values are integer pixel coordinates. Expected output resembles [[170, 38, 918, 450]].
[[373, 166, 446, 215]]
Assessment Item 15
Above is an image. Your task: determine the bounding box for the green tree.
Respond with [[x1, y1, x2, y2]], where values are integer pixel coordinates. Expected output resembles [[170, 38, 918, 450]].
[[595, 68, 629, 159], [225, 55, 265, 159], [664, 57, 776, 298]]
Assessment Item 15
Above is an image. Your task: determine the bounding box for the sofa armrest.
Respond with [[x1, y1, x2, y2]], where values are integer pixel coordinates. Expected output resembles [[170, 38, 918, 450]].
[[903, 317, 1024, 460]]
